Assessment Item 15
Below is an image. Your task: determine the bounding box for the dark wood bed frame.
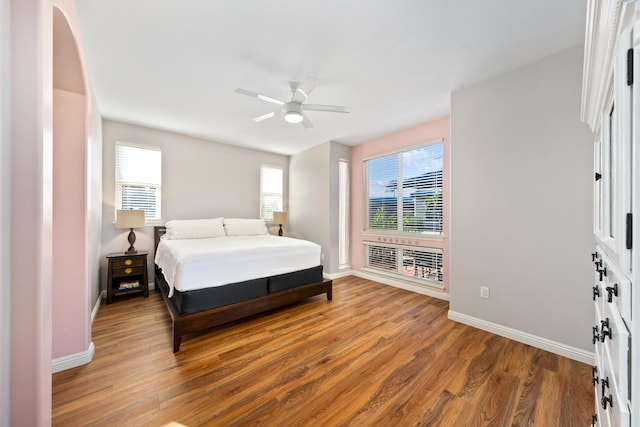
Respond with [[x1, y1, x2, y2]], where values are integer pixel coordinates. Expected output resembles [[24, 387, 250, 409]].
[[154, 226, 333, 352]]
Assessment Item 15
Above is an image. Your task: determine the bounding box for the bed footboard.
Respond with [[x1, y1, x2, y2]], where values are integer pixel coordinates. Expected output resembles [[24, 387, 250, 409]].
[[155, 266, 332, 352]]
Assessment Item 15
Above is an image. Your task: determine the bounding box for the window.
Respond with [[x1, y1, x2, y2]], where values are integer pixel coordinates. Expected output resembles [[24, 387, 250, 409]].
[[260, 165, 283, 221], [115, 142, 162, 222], [366, 141, 443, 234], [365, 243, 443, 284], [338, 159, 350, 269]]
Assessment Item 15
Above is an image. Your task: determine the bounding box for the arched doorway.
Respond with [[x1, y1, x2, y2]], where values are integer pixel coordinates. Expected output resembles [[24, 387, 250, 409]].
[[51, 6, 92, 367]]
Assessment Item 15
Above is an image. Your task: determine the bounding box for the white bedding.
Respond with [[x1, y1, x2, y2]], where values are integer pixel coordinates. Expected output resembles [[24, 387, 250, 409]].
[[155, 235, 321, 297]]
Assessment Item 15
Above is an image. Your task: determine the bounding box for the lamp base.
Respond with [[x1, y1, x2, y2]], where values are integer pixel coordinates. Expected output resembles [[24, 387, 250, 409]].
[[126, 228, 137, 253], [278, 224, 283, 236]]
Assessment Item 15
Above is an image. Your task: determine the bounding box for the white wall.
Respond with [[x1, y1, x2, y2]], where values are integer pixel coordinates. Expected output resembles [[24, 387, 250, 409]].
[[289, 141, 351, 274], [101, 119, 289, 284], [449, 45, 595, 358], [290, 142, 331, 270], [87, 91, 103, 307]]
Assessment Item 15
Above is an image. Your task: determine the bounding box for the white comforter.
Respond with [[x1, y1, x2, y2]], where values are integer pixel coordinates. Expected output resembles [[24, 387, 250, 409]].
[[155, 235, 321, 297]]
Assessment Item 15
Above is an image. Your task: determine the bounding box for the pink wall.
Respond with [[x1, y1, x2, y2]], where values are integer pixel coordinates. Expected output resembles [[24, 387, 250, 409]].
[[52, 3, 92, 361], [52, 88, 90, 358], [1, 1, 11, 423], [10, 0, 54, 424], [350, 116, 451, 292], [10, 0, 93, 423]]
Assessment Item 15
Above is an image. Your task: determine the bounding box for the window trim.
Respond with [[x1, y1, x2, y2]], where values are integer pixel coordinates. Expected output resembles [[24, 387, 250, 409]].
[[361, 230, 445, 242], [364, 138, 444, 238], [115, 141, 162, 224], [259, 164, 284, 221], [363, 242, 444, 290], [338, 158, 350, 270]]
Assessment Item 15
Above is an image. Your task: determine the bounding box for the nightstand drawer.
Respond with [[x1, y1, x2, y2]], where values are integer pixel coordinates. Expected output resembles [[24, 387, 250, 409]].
[[111, 257, 145, 269], [112, 266, 145, 277]]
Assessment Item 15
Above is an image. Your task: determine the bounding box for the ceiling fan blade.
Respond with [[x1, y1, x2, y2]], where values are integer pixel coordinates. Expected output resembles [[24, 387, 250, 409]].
[[235, 88, 285, 105], [301, 114, 314, 129], [253, 111, 277, 122], [296, 77, 318, 99], [304, 104, 351, 113]]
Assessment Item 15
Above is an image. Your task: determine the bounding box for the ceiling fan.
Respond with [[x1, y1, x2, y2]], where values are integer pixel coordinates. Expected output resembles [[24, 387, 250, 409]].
[[235, 77, 351, 128]]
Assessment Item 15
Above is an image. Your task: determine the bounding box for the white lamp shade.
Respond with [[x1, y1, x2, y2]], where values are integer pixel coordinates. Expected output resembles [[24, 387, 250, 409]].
[[116, 209, 145, 229], [273, 211, 288, 225]]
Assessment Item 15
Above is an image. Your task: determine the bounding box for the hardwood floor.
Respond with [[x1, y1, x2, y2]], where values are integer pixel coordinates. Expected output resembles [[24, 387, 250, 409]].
[[52, 276, 593, 426]]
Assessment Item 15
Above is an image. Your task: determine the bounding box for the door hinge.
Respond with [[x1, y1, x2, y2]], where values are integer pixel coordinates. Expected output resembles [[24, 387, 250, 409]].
[[626, 213, 632, 250], [627, 48, 634, 86]]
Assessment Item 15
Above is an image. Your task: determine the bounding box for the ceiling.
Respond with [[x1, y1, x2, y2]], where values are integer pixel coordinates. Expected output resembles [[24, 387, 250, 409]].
[[75, 1, 587, 156]]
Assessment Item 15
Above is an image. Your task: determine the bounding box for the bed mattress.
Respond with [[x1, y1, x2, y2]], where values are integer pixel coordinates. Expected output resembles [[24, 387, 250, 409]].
[[161, 266, 325, 315], [155, 235, 322, 297]]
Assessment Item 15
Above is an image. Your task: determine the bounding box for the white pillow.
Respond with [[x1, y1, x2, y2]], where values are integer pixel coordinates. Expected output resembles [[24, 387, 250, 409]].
[[164, 218, 226, 240], [223, 218, 268, 236]]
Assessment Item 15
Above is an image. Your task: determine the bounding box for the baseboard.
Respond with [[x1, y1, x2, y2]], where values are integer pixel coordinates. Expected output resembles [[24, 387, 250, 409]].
[[324, 270, 354, 280], [448, 310, 595, 365], [91, 290, 105, 324], [61, 282, 155, 373], [51, 342, 95, 373], [352, 270, 450, 301]]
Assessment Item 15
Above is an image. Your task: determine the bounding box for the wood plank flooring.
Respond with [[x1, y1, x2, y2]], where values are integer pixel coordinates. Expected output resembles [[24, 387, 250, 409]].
[[52, 276, 593, 426]]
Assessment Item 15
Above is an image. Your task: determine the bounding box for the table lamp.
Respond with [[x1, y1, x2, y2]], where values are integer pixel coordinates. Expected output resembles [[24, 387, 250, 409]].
[[116, 209, 145, 253], [273, 211, 288, 237]]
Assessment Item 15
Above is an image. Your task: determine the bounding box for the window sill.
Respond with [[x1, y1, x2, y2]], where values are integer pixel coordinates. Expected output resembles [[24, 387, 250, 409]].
[[362, 230, 445, 243], [362, 267, 445, 291], [112, 220, 163, 227]]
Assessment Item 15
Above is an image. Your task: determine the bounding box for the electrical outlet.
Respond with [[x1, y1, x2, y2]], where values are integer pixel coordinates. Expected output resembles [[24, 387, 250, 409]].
[[480, 286, 490, 299], [321, 253, 325, 261]]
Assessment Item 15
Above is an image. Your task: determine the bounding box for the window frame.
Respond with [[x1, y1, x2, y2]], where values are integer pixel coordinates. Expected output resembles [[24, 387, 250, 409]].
[[115, 141, 162, 224], [364, 139, 444, 239], [338, 159, 350, 270], [259, 164, 284, 221], [363, 242, 444, 289]]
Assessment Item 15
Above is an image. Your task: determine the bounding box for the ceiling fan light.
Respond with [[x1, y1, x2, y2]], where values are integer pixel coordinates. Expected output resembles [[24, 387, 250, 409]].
[[284, 111, 303, 123], [284, 102, 304, 123]]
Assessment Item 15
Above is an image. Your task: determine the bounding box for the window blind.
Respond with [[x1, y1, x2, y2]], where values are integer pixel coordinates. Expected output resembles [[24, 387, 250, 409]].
[[366, 244, 443, 284], [115, 143, 162, 221], [260, 165, 283, 220], [368, 154, 399, 231], [366, 142, 443, 234]]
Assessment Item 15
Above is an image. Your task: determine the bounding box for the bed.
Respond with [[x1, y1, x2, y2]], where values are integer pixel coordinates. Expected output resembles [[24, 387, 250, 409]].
[[153, 218, 333, 352]]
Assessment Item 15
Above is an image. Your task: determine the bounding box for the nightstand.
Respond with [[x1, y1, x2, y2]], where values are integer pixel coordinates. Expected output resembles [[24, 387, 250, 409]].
[[106, 251, 149, 304]]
